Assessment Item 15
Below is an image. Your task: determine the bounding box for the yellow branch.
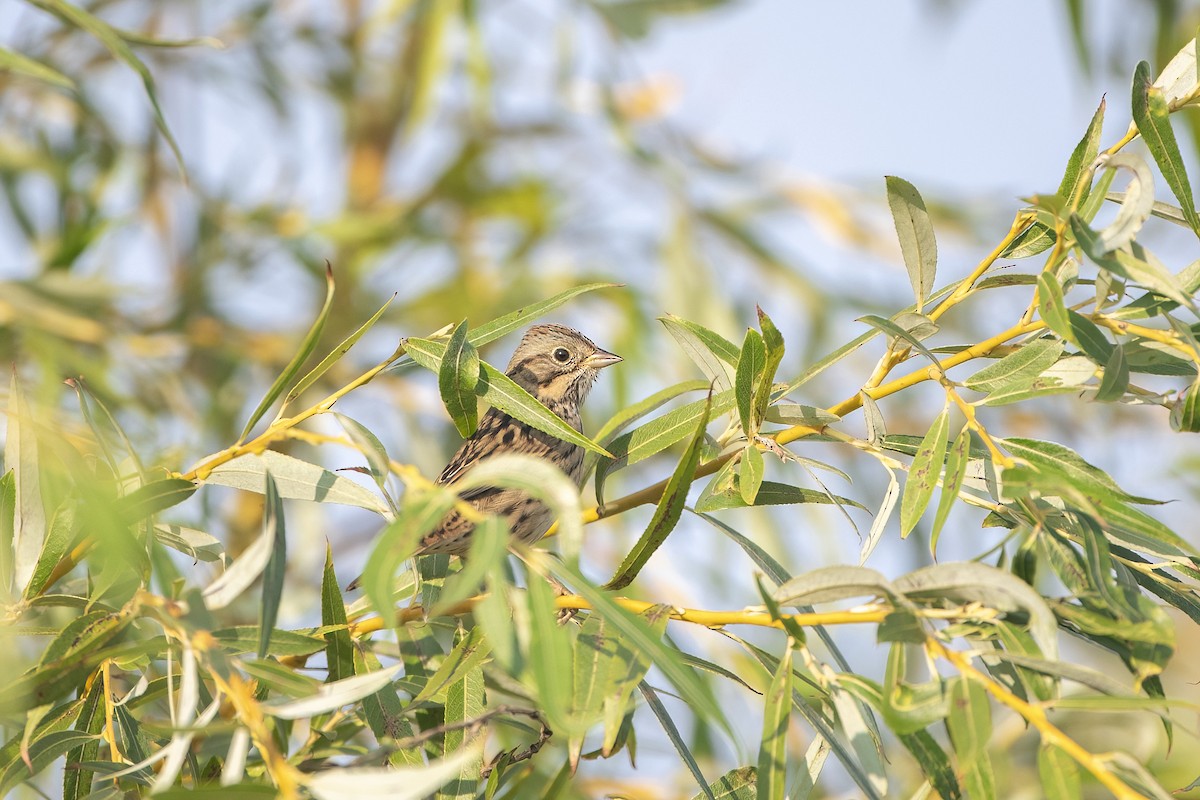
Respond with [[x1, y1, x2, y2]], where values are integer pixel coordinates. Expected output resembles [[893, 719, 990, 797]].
[[348, 594, 992, 637], [36, 345, 407, 596], [1094, 316, 1200, 365], [930, 639, 1144, 800], [181, 343, 406, 482]]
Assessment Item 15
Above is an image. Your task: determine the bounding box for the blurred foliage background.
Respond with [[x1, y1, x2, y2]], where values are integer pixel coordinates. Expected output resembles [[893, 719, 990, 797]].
[[4, 0, 1200, 797]]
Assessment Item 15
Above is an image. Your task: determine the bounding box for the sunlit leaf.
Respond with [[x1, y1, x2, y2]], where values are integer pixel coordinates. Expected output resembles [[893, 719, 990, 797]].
[[438, 320, 481, 437], [240, 265, 335, 441], [885, 176, 938, 310], [606, 392, 709, 590], [899, 406, 949, 538], [756, 644, 792, 800], [1133, 61, 1200, 234]]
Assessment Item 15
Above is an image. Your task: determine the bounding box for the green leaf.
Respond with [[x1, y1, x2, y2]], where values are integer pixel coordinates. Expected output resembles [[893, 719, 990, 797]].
[[526, 572, 576, 736], [605, 392, 709, 590], [1171, 377, 1200, 432], [735, 328, 766, 435], [930, 425, 971, 558], [7, 372, 45, 592], [1133, 61, 1200, 234], [29, 0, 187, 174], [0, 730, 99, 796], [857, 314, 942, 367], [604, 389, 735, 468], [661, 314, 738, 391], [114, 478, 197, 522], [23, 504, 79, 600], [360, 488, 459, 622], [754, 306, 786, 426], [1036, 743, 1084, 800], [438, 320, 482, 437], [1003, 221, 1056, 259], [354, 647, 422, 767], [240, 265, 335, 441], [1057, 98, 1105, 201], [212, 627, 325, 656], [882, 645, 947, 735], [828, 677, 888, 797], [432, 517, 507, 616], [552, 561, 731, 739], [946, 678, 995, 800], [643, 683, 716, 800], [468, 282, 621, 347], [695, 480, 865, 514], [406, 336, 612, 458], [1037, 273, 1073, 343], [570, 608, 664, 760], [413, 625, 491, 706], [774, 565, 899, 606], [1070, 216, 1197, 311], [756, 644, 792, 800], [763, 404, 841, 427], [739, 445, 765, 505], [896, 562, 1058, 658], [1066, 311, 1113, 363], [257, 471, 286, 658], [690, 767, 756, 800], [999, 437, 1151, 504], [900, 407, 950, 538], [1094, 344, 1129, 402], [1090, 153, 1155, 251], [0, 46, 75, 89], [204, 450, 391, 516], [439, 640, 485, 799], [334, 413, 393, 493], [964, 338, 1064, 394], [885, 176, 938, 310], [64, 678, 106, 800], [321, 544, 354, 683], [0, 471, 12, 594], [898, 729, 961, 800], [284, 292, 396, 406]]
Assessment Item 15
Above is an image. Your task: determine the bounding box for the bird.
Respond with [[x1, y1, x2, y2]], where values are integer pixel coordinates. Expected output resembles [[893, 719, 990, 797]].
[[349, 324, 620, 588]]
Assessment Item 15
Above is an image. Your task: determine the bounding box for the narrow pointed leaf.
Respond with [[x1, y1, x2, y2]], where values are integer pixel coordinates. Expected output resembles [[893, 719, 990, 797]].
[[321, 544, 355, 682], [964, 339, 1064, 394], [900, 407, 950, 538], [1133, 60, 1200, 234], [886, 176, 938, 310], [285, 292, 396, 406], [661, 315, 738, 391], [930, 425, 971, 557], [756, 645, 792, 800], [468, 283, 621, 347], [240, 265, 335, 441], [438, 320, 481, 437], [605, 393, 710, 590], [739, 445, 765, 505], [1094, 344, 1129, 401], [257, 472, 286, 657], [735, 328, 766, 435]]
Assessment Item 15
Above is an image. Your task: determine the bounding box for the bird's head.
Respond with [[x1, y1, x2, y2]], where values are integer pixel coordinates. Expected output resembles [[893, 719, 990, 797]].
[[506, 324, 621, 406]]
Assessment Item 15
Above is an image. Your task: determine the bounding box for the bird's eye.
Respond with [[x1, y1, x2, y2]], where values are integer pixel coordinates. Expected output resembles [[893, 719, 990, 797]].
[[552, 347, 571, 363]]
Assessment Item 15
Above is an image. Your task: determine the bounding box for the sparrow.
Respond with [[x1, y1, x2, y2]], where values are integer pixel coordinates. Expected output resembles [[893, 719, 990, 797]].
[[350, 324, 620, 588]]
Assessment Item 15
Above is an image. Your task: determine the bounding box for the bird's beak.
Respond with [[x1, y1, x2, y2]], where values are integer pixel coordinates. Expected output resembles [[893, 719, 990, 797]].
[[583, 348, 622, 369]]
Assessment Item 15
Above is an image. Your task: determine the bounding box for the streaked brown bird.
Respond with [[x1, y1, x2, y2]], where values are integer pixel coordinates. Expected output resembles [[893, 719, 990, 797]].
[[350, 324, 619, 588]]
